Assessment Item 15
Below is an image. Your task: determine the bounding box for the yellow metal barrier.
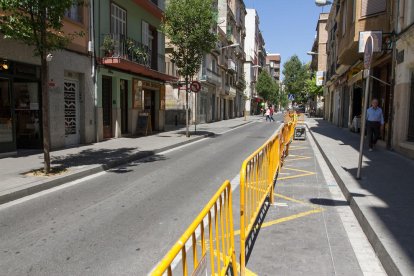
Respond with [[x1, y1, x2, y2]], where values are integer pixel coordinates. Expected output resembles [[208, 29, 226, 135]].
[[152, 181, 237, 276], [239, 113, 297, 275]]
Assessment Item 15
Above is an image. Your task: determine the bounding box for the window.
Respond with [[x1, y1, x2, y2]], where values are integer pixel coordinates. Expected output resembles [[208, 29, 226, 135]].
[[65, 4, 83, 23], [142, 21, 149, 47], [361, 0, 386, 17], [212, 58, 217, 73], [111, 3, 126, 35]]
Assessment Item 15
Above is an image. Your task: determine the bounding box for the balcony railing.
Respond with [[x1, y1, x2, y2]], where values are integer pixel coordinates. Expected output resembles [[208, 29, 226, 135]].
[[200, 68, 221, 85], [229, 85, 237, 96], [101, 33, 165, 72]]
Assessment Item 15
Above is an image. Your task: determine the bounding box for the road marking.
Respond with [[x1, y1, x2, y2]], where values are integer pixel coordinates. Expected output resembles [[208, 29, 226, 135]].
[[0, 172, 107, 211], [284, 155, 312, 161]]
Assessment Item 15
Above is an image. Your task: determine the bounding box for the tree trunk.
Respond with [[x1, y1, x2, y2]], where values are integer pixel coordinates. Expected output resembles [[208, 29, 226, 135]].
[[41, 55, 51, 174]]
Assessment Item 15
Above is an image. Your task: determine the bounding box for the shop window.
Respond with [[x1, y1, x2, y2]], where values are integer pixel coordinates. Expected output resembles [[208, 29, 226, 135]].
[[0, 79, 13, 143], [14, 82, 41, 147], [408, 73, 414, 141]]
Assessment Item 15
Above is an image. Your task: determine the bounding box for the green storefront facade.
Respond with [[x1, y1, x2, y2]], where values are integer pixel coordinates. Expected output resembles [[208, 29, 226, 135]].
[[93, 0, 174, 140]]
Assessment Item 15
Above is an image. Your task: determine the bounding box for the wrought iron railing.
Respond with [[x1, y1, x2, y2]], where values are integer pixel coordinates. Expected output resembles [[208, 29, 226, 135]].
[[101, 33, 158, 70]]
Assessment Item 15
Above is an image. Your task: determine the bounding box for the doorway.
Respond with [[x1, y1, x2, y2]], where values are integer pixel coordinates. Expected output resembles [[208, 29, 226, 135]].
[[0, 78, 14, 153], [144, 89, 156, 131], [64, 80, 80, 146], [120, 79, 128, 134], [352, 87, 362, 118], [102, 76, 113, 139], [13, 80, 41, 149]]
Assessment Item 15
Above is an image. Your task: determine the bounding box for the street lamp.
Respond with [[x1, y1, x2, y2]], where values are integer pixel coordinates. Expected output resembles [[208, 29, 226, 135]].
[[220, 43, 239, 50], [315, 0, 333, 6]]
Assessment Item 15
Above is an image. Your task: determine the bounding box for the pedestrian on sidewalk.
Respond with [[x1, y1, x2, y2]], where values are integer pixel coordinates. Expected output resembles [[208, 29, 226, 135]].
[[366, 98, 384, 151]]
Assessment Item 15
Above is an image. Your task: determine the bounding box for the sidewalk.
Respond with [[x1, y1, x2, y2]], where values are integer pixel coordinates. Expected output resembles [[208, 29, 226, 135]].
[[0, 117, 253, 205], [307, 118, 414, 276]]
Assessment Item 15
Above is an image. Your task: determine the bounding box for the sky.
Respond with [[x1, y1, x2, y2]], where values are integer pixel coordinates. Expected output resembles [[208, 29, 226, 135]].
[[244, 0, 331, 74]]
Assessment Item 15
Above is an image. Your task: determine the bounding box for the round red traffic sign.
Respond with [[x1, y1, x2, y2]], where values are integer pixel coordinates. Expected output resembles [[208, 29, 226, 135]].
[[190, 81, 201, 93]]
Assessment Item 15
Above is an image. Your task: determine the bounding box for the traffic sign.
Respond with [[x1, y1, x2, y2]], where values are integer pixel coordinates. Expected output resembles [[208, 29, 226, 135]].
[[190, 81, 201, 93], [364, 36, 374, 70], [288, 94, 295, 101]]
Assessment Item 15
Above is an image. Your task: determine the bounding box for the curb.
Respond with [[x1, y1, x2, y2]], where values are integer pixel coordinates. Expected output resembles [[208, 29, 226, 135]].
[[306, 123, 403, 276], [0, 132, 217, 206]]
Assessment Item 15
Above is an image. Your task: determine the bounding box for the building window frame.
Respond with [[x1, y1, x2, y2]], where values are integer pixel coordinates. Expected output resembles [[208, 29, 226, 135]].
[[110, 3, 127, 35]]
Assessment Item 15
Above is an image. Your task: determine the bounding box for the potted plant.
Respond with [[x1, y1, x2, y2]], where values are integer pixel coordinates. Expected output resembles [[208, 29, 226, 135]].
[[101, 35, 115, 57], [126, 38, 135, 59], [133, 46, 148, 66]]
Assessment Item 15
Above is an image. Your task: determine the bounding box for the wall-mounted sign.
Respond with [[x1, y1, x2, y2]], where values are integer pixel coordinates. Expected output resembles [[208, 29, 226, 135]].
[[316, 71, 324, 86], [359, 31, 382, 53]]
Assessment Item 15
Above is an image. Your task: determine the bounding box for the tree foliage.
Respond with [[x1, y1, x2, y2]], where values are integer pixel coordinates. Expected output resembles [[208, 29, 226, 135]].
[[256, 70, 278, 103], [161, 0, 217, 80], [0, 0, 83, 56], [304, 74, 323, 98], [282, 55, 308, 103]]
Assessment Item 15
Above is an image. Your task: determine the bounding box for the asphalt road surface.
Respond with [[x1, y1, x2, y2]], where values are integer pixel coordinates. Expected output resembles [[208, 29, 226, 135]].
[[0, 115, 282, 275]]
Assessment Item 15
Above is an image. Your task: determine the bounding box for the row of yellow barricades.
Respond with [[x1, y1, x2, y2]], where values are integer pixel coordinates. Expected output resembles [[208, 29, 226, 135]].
[[152, 112, 298, 276]]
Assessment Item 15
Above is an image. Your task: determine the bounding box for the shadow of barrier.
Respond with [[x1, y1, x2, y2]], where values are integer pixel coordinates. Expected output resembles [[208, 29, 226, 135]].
[[152, 112, 297, 276], [151, 181, 238, 276]]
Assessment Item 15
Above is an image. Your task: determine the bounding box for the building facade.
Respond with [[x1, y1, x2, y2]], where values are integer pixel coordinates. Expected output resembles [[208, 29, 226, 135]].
[[310, 13, 329, 117], [94, 0, 174, 140], [0, 2, 94, 156], [324, 0, 393, 142], [243, 9, 266, 115], [393, 0, 414, 158]]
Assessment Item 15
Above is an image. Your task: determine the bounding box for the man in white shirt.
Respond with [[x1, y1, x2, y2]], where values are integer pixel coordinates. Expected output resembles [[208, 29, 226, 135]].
[[366, 99, 384, 151]]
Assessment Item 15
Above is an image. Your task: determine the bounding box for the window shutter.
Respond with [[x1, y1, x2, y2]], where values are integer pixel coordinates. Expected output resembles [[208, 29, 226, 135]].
[[361, 0, 386, 17], [142, 21, 149, 46]]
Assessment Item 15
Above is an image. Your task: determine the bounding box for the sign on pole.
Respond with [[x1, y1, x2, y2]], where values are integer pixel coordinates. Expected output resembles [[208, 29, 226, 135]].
[[358, 31, 382, 53], [288, 94, 295, 101], [357, 35, 374, 179], [364, 36, 374, 70], [190, 81, 201, 93]]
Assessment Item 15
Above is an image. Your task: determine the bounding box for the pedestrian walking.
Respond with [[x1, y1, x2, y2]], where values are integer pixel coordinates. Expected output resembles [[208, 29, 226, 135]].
[[269, 106, 275, 122], [366, 99, 384, 151], [265, 107, 271, 122]]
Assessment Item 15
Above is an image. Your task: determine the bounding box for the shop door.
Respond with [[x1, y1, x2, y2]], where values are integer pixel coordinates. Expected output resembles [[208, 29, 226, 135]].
[[120, 79, 128, 134], [144, 90, 156, 131], [64, 80, 80, 146], [0, 78, 15, 153], [212, 94, 216, 121], [13, 81, 41, 149], [102, 77, 113, 139]]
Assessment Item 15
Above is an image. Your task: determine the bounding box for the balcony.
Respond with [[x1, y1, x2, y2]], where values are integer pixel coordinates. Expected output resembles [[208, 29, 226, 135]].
[[235, 45, 246, 61], [132, 0, 164, 19], [100, 34, 175, 82], [200, 68, 221, 85], [228, 85, 237, 97], [227, 59, 236, 72]]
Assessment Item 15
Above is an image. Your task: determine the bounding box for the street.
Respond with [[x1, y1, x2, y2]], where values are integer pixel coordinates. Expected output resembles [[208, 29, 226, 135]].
[[0, 115, 282, 275]]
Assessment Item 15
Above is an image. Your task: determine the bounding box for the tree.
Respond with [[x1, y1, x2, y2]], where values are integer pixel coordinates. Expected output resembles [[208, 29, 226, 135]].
[[304, 75, 323, 98], [0, 0, 83, 174], [256, 70, 278, 103], [282, 55, 308, 103], [0, 0, 82, 174], [162, 0, 217, 137]]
